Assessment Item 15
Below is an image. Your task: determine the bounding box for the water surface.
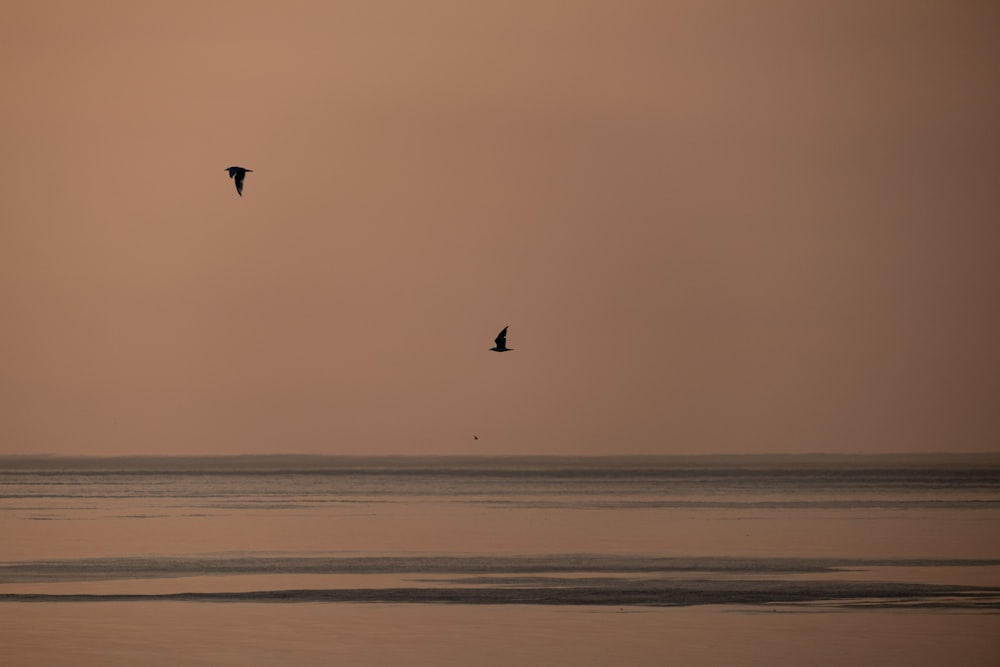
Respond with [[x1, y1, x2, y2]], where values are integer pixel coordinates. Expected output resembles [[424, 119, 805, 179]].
[[2, 454, 998, 665]]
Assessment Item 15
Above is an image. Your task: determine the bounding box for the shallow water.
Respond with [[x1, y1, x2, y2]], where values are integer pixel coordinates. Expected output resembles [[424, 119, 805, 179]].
[[1, 454, 998, 665], [3, 602, 1000, 667]]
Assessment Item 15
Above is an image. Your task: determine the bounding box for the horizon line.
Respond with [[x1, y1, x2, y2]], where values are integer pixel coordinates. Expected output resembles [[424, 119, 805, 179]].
[[2, 451, 999, 471]]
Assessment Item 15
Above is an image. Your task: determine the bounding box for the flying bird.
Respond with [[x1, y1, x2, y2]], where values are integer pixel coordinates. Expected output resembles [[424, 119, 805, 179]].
[[225, 166, 253, 196], [490, 326, 512, 352]]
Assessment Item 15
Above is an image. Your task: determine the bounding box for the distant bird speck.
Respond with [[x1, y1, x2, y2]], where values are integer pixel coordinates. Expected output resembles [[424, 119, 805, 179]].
[[225, 166, 253, 196], [490, 326, 512, 352]]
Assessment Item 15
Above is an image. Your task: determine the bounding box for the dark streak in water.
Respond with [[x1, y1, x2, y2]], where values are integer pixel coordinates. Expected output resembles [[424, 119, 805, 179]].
[[2, 579, 998, 608], [2, 554, 999, 584], [472, 499, 1000, 510]]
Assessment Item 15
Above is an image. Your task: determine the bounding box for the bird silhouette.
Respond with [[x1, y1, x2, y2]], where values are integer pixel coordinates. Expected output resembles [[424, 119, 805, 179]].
[[490, 326, 512, 352], [225, 166, 252, 196]]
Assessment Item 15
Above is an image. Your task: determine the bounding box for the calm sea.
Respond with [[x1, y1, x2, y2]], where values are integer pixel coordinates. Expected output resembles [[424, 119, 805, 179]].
[[1, 454, 999, 666]]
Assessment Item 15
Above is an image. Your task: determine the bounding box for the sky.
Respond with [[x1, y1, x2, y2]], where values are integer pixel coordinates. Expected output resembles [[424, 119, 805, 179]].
[[2, 1, 998, 457]]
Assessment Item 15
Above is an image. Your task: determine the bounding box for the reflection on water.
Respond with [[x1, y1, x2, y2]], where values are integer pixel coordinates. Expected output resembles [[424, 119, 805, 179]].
[[1, 455, 999, 665]]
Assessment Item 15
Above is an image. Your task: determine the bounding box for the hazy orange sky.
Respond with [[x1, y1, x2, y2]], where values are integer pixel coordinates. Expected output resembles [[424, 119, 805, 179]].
[[2, 1, 998, 456]]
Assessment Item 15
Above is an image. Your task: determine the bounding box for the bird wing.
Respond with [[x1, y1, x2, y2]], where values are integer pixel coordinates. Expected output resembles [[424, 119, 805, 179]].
[[235, 171, 245, 195], [494, 327, 508, 349]]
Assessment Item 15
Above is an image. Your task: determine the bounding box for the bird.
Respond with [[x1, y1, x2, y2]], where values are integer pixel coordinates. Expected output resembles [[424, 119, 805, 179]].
[[490, 326, 512, 352], [225, 166, 253, 196]]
